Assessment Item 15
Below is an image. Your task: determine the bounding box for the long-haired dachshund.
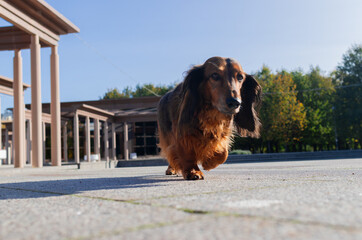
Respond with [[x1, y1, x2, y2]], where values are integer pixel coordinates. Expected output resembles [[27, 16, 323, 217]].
[[157, 57, 261, 180]]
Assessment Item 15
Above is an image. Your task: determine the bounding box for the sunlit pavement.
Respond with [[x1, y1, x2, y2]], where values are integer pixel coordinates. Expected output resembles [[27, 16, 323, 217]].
[[1, 159, 361, 240]]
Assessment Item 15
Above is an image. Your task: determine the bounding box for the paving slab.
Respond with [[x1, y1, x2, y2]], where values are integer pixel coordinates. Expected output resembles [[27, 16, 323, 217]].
[[0, 158, 361, 240]]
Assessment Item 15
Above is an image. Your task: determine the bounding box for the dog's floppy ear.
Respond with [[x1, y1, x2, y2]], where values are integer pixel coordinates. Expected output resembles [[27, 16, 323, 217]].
[[234, 74, 262, 137], [177, 65, 204, 135]]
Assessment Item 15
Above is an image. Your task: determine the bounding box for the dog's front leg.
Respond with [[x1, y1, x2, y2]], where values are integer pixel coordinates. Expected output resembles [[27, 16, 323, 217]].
[[177, 139, 204, 180]]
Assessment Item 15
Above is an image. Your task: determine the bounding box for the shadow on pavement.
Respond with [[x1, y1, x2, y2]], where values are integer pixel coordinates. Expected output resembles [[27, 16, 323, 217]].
[[0, 175, 183, 200]]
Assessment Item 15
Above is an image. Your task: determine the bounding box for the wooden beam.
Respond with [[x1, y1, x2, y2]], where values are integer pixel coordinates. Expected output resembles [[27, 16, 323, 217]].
[[24, 110, 51, 124], [0, 85, 14, 95]]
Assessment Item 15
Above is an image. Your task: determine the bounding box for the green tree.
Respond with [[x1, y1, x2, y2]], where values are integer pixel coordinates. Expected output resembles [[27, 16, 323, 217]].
[[102, 83, 176, 99], [257, 67, 306, 152], [333, 45, 362, 149], [102, 87, 132, 99], [292, 67, 336, 151], [132, 83, 174, 97]]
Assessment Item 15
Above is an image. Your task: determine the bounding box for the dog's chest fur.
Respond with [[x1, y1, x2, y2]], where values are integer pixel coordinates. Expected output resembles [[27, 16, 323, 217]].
[[195, 108, 233, 158]]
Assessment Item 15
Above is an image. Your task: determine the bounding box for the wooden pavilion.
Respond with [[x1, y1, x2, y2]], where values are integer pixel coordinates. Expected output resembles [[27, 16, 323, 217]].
[[0, 0, 79, 167]]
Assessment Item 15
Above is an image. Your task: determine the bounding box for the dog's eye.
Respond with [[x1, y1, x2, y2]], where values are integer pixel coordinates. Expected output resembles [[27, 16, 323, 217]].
[[237, 74, 244, 81], [211, 73, 221, 81]]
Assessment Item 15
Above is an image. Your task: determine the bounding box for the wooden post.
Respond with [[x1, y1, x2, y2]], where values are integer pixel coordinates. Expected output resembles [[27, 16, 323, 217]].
[[62, 123, 68, 162], [50, 45, 61, 166], [13, 49, 25, 168], [123, 122, 129, 160], [73, 112, 79, 163], [111, 123, 116, 160], [0, 98, 2, 150], [42, 122, 46, 163], [26, 120, 32, 164], [5, 128, 9, 164], [103, 121, 109, 163], [31, 35, 43, 168], [85, 116, 91, 162], [94, 119, 100, 161]]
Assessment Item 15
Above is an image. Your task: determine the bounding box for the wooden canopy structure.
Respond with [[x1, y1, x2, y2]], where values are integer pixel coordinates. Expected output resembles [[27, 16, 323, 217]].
[[37, 97, 160, 163], [0, 0, 79, 168]]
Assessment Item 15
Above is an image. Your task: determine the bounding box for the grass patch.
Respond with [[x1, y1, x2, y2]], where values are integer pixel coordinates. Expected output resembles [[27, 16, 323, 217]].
[[229, 149, 252, 155]]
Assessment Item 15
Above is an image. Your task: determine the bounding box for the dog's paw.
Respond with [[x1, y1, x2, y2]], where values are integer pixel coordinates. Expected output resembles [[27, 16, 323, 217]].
[[165, 165, 177, 175], [183, 169, 204, 180]]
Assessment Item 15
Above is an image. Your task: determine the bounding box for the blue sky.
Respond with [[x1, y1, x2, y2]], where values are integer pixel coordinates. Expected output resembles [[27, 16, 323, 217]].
[[0, 0, 362, 112]]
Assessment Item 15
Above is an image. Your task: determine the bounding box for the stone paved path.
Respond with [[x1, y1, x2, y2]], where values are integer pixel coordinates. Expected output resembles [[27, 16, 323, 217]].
[[0, 159, 361, 240]]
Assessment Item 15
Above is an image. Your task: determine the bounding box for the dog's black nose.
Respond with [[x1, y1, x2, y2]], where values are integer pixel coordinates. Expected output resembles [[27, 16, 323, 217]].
[[226, 97, 241, 110]]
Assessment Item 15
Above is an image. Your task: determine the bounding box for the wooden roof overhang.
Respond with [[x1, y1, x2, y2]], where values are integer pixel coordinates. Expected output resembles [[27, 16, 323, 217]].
[[39, 97, 161, 123], [0, 0, 79, 50], [76, 104, 115, 122]]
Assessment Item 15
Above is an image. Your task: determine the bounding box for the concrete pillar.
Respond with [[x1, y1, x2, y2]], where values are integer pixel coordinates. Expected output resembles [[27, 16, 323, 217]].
[[62, 123, 68, 162], [103, 121, 109, 162], [85, 116, 91, 162], [13, 49, 25, 168], [73, 113, 79, 163], [94, 118, 100, 161], [31, 35, 43, 168], [42, 122, 46, 163], [50, 45, 61, 166], [26, 120, 31, 164], [123, 122, 129, 160], [111, 123, 116, 160]]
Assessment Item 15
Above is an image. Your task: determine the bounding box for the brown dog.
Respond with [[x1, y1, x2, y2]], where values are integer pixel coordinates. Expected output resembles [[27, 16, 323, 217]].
[[157, 57, 261, 180]]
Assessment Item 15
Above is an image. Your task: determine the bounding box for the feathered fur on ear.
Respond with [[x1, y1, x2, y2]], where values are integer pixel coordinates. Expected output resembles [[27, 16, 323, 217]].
[[234, 74, 262, 137], [177, 65, 204, 136]]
